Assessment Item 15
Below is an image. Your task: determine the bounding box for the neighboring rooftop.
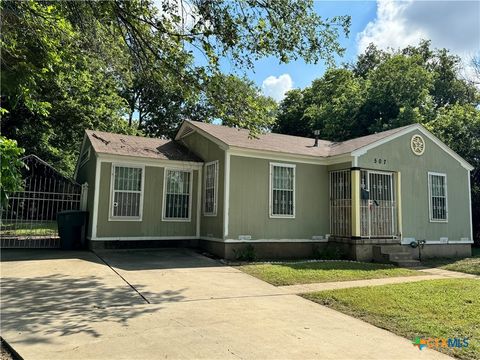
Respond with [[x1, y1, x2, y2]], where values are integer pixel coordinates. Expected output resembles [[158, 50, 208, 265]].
[[85, 130, 202, 162], [181, 120, 415, 158]]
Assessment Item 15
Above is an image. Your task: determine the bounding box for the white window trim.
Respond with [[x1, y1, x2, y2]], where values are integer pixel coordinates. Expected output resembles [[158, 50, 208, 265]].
[[108, 163, 145, 222], [79, 147, 91, 168], [204, 160, 219, 216], [162, 168, 193, 222], [269, 162, 296, 219], [428, 171, 448, 223]]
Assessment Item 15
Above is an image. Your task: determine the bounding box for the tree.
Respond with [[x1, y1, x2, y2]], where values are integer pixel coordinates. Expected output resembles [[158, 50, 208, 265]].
[[276, 41, 479, 138], [1, 1, 137, 174], [200, 74, 277, 136], [1, 0, 349, 119], [1, 0, 349, 174], [304, 69, 365, 140], [362, 54, 433, 133], [0, 137, 26, 209], [275, 69, 366, 141], [274, 41, 480, 243], [273, 89, 310, 137]]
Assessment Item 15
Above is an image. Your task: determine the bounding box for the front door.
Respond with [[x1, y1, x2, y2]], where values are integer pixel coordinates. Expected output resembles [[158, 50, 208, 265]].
[[360, 171, 396, 237]]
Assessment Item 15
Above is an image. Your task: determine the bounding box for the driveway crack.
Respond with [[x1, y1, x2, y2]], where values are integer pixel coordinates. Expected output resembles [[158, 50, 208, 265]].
[[92, 251, 150, 304]]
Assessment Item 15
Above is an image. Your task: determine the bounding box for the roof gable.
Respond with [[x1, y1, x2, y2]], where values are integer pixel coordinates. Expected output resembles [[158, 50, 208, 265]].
[[351, 124, 473, 171], [177, 121, 473, 170], [176, 121, 418, 158], [85, 130, 202, 162], [77, 122, 472, 171], [22, 154, 77, 182]]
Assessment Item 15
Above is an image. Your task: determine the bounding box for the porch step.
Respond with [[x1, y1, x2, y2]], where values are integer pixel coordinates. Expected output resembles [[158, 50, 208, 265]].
[[392, 259, 421, 268], [389, 252, 413, 261], [378, 245, 406, 254], [372, 245, 419, 267]]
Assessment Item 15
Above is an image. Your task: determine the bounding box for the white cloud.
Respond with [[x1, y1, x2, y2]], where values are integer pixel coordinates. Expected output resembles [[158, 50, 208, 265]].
[[261, 74, 293, 102], [357, 0, 480, 58]]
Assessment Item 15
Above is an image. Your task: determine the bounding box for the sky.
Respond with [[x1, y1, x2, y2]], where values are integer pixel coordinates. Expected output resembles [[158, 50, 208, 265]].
[[221, 0, 480, 102]]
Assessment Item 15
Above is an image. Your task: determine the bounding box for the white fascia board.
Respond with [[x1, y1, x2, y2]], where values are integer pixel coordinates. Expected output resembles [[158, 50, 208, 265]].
[[224, 238, 329, 243], [174, 121, 193, 140], [468, 171, 473, 243], [198, 237, 329, 243], [97, 153, 203, 169], [175, 121, 229, 150], [91, 153, 101, 239], [89, 236, 331, 243], [229, 147, 352, 166], [223, 150, 231, 238], [90, 236, 199, 241], [417, 126, 474, 171], [196, 166, 202, 237], [351, 124, 473, 171]]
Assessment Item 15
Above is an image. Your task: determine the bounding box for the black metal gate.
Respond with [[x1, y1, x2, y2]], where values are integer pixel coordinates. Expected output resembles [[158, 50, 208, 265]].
[[0, 175, 86, 248]]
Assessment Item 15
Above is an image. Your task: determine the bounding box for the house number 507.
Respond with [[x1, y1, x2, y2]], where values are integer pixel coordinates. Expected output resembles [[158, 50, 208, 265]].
[[374, 158, 387, 165]]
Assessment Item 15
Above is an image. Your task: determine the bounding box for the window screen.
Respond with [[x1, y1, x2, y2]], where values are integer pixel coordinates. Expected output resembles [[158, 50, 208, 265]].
[[204, 161, 218, 215], [429, 173, 447, 221], [111, 166, 143, 218], [164, 170, 191, 220], [271, 164, 295, 217]]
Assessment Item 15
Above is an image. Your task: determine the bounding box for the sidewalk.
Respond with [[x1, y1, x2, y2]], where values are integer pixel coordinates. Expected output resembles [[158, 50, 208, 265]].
[[278, 268, 478, 294]]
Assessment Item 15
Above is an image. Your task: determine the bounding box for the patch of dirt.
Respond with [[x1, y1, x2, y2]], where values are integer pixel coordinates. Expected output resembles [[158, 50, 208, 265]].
[[0, 339, 18, 360]]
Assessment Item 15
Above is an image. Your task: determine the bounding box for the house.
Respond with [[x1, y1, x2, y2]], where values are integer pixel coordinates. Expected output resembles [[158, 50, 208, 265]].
[[75, 120, 474, 261]]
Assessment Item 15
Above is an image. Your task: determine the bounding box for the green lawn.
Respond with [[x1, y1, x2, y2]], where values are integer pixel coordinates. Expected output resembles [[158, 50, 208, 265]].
[[238, 261, 421, 286], [304, 279, 480, 360], [423, 248, 480, 276], [0, 221, 58, 236]]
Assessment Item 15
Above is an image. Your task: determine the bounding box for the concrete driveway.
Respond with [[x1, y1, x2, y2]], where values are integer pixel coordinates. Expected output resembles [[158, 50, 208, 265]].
[[1, 249, 450, 360]]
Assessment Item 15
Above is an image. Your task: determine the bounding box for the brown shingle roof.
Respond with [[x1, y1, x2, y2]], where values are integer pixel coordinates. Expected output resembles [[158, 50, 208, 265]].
[[184, 120, 415, 158], [85, 122, 416, 163], [185, 121, 332, 157], [86, 130, 202, 162], [327, 125, 414, 156]]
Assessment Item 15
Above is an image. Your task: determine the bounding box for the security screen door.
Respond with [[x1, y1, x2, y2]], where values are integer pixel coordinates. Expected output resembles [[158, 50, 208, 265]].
[[360, 171, 396, 237]]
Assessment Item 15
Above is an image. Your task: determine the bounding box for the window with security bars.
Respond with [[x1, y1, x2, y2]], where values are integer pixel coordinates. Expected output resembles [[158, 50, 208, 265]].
[[163, 169, 191, 220], [111, 166, 143, 219], [429, 173, 448, 221], [204, 161, 218, 215], [270, 164, 295, 217]]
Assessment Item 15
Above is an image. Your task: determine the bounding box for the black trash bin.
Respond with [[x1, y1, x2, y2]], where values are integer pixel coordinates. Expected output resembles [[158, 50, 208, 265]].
[[57, 210, 88, 250]]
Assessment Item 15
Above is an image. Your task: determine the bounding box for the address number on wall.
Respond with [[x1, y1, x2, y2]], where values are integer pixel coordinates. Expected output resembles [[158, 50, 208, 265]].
[[373, 158, 387, 165]]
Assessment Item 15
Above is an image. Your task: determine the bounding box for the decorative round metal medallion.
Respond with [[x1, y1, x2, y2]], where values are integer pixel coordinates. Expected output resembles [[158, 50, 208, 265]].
[[410, 134, 425, 155]]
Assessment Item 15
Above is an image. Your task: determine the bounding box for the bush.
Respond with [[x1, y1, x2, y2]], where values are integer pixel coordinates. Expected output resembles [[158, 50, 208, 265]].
[[233, 244, 256, 261], [314, 245, 347, 260], [0, 136, 26, 208]]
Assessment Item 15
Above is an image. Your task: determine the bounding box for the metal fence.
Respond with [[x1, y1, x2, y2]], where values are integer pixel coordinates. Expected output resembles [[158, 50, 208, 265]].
[[329, 170, 352, 237], [0, 176, 87, 248]]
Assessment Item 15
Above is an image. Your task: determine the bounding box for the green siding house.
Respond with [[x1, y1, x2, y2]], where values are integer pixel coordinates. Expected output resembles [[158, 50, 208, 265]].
[[75, 120, 474, 261]]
